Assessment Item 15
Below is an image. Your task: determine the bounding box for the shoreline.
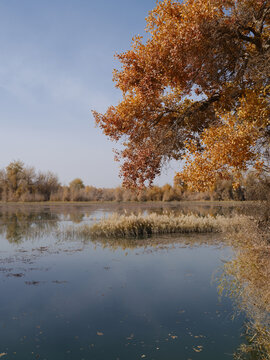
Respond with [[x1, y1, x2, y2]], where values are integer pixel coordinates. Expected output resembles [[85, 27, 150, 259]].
[[0, 200, 259, 206]]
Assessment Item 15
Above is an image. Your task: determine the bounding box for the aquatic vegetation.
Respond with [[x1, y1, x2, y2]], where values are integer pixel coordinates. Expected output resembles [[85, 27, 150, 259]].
[[64, 212, 246, 239], [218, 215, 270, 359]]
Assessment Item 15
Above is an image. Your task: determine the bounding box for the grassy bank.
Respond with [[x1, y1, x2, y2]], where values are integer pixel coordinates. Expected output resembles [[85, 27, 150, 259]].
[[0, 200, 258, 205], [218, 208, 270, 359]]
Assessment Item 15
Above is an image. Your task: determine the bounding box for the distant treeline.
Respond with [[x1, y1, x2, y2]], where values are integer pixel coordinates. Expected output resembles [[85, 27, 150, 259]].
[[0, 161, 269, 202]]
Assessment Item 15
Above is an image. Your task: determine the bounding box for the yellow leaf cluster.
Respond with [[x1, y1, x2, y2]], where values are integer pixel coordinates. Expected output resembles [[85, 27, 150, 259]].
[[178, 91, 269, 191]]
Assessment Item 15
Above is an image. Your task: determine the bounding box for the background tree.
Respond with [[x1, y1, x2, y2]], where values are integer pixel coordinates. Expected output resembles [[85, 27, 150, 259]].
[[35, 171, 60, 201], [69, 178, 85, 191], [93, 0, 270, 190], [6, 160, 24, 199]]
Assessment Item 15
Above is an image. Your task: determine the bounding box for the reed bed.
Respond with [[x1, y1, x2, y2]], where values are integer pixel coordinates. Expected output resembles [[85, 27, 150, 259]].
[[65, 212, 246, 239], [218, 211, 270, 359]]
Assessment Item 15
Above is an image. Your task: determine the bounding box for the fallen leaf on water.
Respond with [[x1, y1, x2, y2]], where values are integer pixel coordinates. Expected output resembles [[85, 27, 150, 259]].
[[193, 345, 203, 353], [178, 310, 185, 314]]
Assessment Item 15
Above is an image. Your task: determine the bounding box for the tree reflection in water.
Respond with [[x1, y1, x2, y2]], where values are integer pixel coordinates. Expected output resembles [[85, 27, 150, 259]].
[[0, 210, 60, 243]]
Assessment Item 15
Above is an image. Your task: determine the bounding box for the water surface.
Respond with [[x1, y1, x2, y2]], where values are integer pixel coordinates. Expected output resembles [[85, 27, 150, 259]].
[[0, 204, 246, 359]]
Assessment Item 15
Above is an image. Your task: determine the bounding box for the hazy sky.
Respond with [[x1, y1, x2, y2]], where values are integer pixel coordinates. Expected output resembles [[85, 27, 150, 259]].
[[0, 0, 178, 187]]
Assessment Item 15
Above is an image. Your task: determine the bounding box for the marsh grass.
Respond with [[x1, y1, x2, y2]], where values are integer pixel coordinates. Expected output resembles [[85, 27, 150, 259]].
[[63, 212, 246, 239], [218, 209, 270, 359]]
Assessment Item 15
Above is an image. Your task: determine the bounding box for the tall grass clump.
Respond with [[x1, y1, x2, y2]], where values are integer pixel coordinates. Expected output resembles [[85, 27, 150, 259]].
[[218, 200, 270, 359], [75, 212, 246, 239]]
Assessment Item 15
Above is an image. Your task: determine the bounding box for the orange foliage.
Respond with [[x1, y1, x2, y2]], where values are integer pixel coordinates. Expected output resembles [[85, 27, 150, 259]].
[[179, 90, 270, 191], [93, 0, 270, 189]]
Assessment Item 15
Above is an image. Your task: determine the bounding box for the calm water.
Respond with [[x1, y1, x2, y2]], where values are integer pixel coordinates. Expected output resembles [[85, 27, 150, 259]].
[[0, 204, 246, 359]]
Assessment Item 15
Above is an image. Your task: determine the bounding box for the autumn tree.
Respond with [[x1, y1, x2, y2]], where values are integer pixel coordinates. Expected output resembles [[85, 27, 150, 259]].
[[93, 0, 270, 190], [69, 178, 85, 190], [35, 171, 60, 200], [6, 160, 24, 197]]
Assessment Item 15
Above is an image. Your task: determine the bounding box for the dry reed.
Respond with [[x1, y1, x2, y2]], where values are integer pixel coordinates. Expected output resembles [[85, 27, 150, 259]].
[[68, 212, 246, 239], [218, 212, 270, 359]]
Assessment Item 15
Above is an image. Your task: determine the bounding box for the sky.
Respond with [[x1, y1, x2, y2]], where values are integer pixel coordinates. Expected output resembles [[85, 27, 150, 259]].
[[0, 0, 179, 187]]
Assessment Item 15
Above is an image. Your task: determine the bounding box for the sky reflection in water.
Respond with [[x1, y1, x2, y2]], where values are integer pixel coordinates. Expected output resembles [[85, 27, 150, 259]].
[[0, 204, 245, 360]]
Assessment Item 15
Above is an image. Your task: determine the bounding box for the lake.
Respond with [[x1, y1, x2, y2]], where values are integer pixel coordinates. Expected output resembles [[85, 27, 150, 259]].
[[0, 203, 248, 360]]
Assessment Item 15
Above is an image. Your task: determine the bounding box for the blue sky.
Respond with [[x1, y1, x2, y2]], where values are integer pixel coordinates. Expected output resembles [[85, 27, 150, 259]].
[[0, 0, 178, 187]]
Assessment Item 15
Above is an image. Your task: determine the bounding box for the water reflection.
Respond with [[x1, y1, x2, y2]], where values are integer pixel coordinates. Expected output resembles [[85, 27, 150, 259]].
[[0, 210, 59, 243], [0, 204, 268, 359], [0, 202, 253, 243]]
